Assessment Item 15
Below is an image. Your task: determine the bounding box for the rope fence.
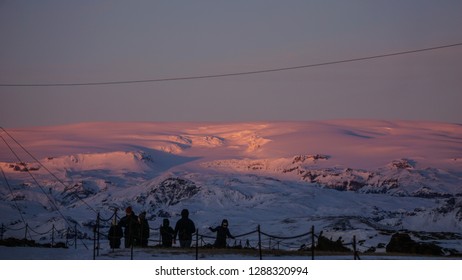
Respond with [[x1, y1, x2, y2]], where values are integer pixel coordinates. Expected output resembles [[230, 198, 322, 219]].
[[1, 211, 363, 260], [0, 222, 79, 248]]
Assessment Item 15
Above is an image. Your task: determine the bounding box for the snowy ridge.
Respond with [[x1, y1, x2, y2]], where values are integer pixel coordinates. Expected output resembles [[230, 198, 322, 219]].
[[203, 157, 462, 197], [1, 120, 462, 256], [44, 151, 154, 173]]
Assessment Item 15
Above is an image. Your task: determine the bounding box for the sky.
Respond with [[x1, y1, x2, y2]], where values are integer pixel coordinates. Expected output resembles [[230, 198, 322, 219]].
[[1, 0, 462, 128]]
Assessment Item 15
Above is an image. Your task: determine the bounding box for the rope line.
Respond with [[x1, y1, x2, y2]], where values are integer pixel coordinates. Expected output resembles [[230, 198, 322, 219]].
[[28, 226, 55, 236], [3, 225, 27, 231], [1, 42, 461, 87], [260, 230, 311, 240], [0, 216, 365, 259], [98, 212, 117, 223], [234, 229, 259, 238]]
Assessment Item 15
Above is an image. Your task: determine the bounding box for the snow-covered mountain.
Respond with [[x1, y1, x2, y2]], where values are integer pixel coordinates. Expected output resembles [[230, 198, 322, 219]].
[[1, 120, 462, 256]]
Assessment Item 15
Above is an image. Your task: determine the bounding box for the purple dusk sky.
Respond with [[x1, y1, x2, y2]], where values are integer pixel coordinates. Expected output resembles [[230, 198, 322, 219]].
[[1, 1, 462, 128]]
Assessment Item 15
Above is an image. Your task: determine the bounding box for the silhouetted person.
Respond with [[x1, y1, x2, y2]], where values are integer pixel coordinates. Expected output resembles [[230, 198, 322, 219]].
[[108, 220, 123, 249], [160, 218, 174, 247], [209, 219, 234, 248], [138, 211, 150, 247], [118, 206, 139, 248], [174, 209, 196, 248]]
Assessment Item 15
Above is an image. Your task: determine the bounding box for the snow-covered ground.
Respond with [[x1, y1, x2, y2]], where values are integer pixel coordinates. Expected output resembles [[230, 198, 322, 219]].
[[2, 246, 460, 280], [2, 245, 459, 260], [1, 120, 461, 259]]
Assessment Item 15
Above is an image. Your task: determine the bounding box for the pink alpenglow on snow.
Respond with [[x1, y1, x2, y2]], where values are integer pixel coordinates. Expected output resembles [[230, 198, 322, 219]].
[[1, 120, 462, 259]]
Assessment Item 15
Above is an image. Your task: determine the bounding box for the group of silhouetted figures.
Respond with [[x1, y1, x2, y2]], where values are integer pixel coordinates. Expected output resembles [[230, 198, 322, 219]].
[[108, 207, 234, 249], [107, 206, 150, 249]]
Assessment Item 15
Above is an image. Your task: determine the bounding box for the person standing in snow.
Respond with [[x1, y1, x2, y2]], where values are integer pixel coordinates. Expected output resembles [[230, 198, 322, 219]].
[[160, 218, 174, 247], [118, 206, 139, 248], [108, 220, 123, 249], [209, 219, 234, 248], [138, 211, 150, 247], [173, 209, 196, 248]]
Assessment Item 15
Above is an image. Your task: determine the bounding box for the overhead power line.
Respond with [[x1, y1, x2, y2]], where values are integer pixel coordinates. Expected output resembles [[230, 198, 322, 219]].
[[1, 42, 461, 87]]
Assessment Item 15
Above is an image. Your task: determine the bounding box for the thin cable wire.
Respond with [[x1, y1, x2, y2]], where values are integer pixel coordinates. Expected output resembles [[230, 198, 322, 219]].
[[0, 166, 33, 240], [0, 133, 90, 248], [0, 127, 98, 214], [0, 135, 64, 216], [0, 42, 461, 87]]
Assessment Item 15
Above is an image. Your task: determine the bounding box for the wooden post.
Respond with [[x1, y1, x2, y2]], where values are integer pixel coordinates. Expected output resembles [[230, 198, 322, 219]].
[[114, 208, 118, 224], [257, 225, 262, 260], [65, 227, 70, 248], [130, 236, 134, 260], [51, 224, 55, 248], [96, 212, 100, 256], [311, 225, 315, 260], [195, 229, 199, 260], [24, 223, 28, 247], [159, 224, 162, 246], [112, 209, 118, 252], [74, 223, 77, 249], [93, 225, 96, 260], [353, 235, 360, 260]]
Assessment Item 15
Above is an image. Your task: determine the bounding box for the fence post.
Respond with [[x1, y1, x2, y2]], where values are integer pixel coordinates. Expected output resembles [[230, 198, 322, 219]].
[[24, 223, 28, 247], [114, 208, 118, 224], [93, 225, 96, 260], [51, 224, 55, 248], [131, 236, 134, 260], [74, 223, 77, 249], [195, 229, 199, 260], [110, 209, 117, 252], [257, 225, 262, 260], [311, 225, 315, 260], [353, 235, 360, 260], [65, 227, 70, 247], [159, 224, 162, 246], [96, 212, 100, 257]]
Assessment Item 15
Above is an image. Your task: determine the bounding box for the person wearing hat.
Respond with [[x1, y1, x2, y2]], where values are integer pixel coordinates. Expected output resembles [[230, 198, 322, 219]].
[[209, 219, 235, 248], [173, 209, 196, 248], [160, 218, 174, 247], [118, 206, 139, 248]]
